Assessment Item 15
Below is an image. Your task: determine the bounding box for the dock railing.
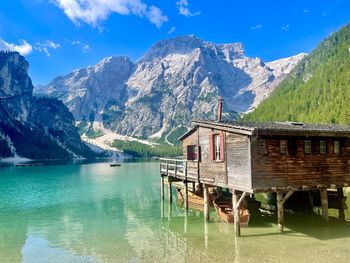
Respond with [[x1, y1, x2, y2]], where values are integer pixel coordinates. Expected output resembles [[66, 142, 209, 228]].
[[160, 158, 187, 179]]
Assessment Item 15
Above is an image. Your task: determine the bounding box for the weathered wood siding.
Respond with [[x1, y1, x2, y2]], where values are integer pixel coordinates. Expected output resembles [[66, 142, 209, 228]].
[[251, 136, 350, 190], [198, 127, 227, 185], [226, 133, 252, 191], [182, 131, 198, 180]]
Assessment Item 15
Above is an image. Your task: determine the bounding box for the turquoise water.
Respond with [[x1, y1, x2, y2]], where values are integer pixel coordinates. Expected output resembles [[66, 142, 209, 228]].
[[1, 161, 350, 263]]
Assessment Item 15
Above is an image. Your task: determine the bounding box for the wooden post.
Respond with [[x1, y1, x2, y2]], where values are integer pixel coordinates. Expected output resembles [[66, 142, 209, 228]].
[[232, 191, 241, 237], [161, 176, 165, 200], [337, 188, 345, 221], [277, 191, 284, 232], [168, 181, 172, 204], [184, 181, 188, 211], [320, 188, 329, 223], [203, 184, 209, 221], [192, 182, 195, 193]]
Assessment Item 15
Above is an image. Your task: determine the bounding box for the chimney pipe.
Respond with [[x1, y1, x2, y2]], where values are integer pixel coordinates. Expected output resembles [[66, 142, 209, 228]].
[[217, 96, 223, 122]]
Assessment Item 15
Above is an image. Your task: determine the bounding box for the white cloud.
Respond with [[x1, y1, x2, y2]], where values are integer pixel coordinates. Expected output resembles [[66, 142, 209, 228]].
[[176, 0, 200, 17], [34, 41, 61, 56], [52, 0, 168, 28], [167, 26, 176, 35], [0, 39, 33, 56], [303, 9, 309, 13], [82, 44, 91, 53], [72, 40, 81, 45], [281, 24, 290, 32], [251, 24, 262, 31], [146, 6, 168, 28]]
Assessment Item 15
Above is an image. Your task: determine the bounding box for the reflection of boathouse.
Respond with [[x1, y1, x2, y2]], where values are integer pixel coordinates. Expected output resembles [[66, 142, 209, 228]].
[[160, 100, 350, 236]]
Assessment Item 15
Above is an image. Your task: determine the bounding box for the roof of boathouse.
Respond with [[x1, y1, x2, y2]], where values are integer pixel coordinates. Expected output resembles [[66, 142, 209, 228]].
[[178, 120, 350, 140]]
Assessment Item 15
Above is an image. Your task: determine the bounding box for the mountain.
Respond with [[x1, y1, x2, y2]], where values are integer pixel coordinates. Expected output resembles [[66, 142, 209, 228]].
[[38, 35, 305, 144], [0, 51, 96, 160], [244, 23, 350, 124]]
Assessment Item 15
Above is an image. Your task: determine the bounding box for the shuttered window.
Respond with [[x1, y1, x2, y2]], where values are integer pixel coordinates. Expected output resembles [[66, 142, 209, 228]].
[[320, 140, 326, 154], [214, 134, 220, 161], [304, 140, 312, 154], [187, 145, 198, 160], [334, 140, 340, 154]]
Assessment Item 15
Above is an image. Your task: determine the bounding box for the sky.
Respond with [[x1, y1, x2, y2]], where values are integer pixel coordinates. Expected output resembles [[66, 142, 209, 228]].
[[0, 0, 350, 85]]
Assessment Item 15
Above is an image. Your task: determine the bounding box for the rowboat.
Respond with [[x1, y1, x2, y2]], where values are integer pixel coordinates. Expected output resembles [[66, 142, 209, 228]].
[[110, 162, 121, 167], [213, 196, 250, 226], [176, 187, 215, 210]]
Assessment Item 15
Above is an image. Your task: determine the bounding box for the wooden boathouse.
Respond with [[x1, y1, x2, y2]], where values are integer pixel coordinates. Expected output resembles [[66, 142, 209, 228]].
[[160, 110, 350, 236]]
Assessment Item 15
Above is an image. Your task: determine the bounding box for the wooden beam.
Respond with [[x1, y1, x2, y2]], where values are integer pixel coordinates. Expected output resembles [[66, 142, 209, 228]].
[[337, 188, 345, 221], [168, 181, 172, 204], [235, 192, 248, 209], [232, 192, 241, 237], [277, 191, 284, 233], [281, 190, 295, 204], [320, 188, 329, 223], [184, 181, 188, 211], [161, 176, 165, 200], [203, 184, 209, 222]]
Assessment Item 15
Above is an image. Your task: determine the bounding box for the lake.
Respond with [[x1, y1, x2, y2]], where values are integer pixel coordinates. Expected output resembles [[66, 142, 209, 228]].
[[1, 161, 350, 262]]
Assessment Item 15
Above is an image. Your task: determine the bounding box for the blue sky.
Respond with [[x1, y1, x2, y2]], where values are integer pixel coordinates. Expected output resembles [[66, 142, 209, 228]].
[[0, 0, 349, 85]]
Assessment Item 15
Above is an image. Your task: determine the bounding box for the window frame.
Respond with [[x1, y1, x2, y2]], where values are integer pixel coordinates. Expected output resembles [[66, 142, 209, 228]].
[[187, 145, 198, 161], [334, 140, 340, 154], [280, 140, 288, 154], [320, 140, 326, 155], [304, 140, 312, 154], [213, 134, 221, 161]]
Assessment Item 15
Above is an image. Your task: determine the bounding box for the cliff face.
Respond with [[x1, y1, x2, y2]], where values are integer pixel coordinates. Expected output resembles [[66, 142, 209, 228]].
[[39, 35, 306, 144], [0, 51, 95, 159]]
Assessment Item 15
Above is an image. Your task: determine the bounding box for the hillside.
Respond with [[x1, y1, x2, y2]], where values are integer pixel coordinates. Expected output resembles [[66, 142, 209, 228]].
[[244, 23, 350, 124], [38, 35, 305, 145], [0, 51, 96, 160]]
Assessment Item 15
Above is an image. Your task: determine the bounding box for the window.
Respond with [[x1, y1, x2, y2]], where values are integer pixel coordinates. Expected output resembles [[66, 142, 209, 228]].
[[320, 140, 326, 154], [187, 145, 198, 160], [210, 132, 224, 161], [280, 140, 287, 154], [214, 134, 221, 161], [304, 140, 312, 154], [288, 140, 297, 156], [334, 140, 340, 154]]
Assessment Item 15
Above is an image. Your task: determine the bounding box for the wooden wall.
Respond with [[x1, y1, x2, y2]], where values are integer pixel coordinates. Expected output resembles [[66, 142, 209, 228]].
[[226, 133, 252, 191], [251, 136, 350, 190], [182, 127, 253, 191], [182, 131, 198, 179], [198, 127, 226, 185]]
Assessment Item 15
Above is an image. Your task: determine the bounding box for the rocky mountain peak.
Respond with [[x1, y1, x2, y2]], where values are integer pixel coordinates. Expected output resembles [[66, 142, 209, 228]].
[[0, 51, 33, 98], [140, 35, 205, 62]]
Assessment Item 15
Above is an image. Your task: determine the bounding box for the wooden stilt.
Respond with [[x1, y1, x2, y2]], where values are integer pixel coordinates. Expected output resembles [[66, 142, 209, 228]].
[[232, 191, 241, 237], [161, 176, 165, 200], [168, 181, 172, 204], [277, 191, 284, 232], [320, 188, 329, 223], [337, 188, 345, 221], [184, 181, 188, 211], [192, 182, 195, 193], [203, 184, 209, 221]]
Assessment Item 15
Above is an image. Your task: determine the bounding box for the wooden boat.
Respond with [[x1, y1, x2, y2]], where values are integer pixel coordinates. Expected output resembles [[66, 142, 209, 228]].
[[110, 162, 121, 167], [213, 196, 250, 226], [176, 187, 215, 209]]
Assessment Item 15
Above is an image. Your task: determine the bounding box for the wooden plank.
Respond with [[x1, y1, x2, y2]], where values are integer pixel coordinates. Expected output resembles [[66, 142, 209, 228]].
[[203, 184, 209, 221], [320, 188, 329, 223], [232, 192, 241, 237], [277, 191, 284, 233]]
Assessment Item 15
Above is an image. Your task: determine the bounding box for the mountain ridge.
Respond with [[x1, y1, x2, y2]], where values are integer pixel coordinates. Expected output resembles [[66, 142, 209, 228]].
[[37, 35, 306, 144]]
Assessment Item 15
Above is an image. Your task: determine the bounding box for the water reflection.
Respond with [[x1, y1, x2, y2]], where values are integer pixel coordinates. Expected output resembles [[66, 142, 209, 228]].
[[1, 162, 350, 262]]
